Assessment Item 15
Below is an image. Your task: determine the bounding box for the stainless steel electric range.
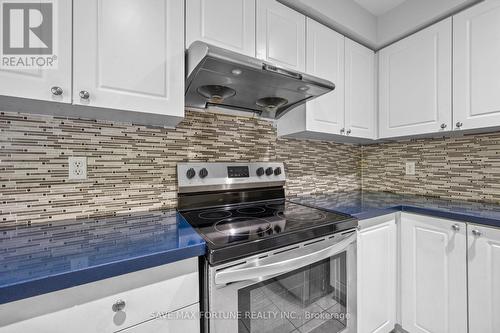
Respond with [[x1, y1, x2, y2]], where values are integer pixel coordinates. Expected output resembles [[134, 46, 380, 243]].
[[177, 162, 358, 333]]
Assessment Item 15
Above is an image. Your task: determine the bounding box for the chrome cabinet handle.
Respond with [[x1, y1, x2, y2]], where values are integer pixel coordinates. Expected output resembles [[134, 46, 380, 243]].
[[51, 86, 63, 96], [456, 122, 463, 129], [112, 299, 126, 312], [79, 90, 90, 99], [440, 123, 447, 129], [340, 128, 345, 134], [472, 229, 482, 237], [452, 224, 460, 231], [346, 129, 352, 135]]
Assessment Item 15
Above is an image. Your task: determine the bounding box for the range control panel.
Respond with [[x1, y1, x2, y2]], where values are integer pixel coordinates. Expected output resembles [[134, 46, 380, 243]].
[[227, 166, 250, 178], [177, 162, 286, 193]]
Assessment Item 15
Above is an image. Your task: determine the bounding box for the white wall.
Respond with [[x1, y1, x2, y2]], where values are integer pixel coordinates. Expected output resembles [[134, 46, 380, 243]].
[[280, 0, 483, 50], [377, 0, 482, 48], [279, 0, 378, 49]]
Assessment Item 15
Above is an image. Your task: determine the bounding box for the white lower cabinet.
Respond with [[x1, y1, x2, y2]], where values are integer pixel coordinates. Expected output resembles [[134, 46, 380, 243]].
[[400, 213, 467, 333], [120, 304, 199, 333], [467, 224, 500, 333], [357, 215, 397, 333], [0, 258, 199, 333]]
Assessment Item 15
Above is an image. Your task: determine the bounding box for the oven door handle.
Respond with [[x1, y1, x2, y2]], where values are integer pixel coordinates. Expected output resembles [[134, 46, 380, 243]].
[[214, 232, 356, 285]]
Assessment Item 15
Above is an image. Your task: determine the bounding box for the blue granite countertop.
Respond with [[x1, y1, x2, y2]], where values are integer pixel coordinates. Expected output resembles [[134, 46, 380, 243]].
[[290, 191, 500, 227], [0, 210, 205, 304]]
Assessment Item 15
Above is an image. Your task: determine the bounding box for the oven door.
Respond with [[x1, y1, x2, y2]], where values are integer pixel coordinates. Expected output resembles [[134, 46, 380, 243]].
[[207, 230, 357, 333]]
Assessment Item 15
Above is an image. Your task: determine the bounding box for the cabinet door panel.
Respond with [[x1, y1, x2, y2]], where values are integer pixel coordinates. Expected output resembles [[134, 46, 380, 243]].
[[186, 0, 256, 56], [379, 19, 452, 138], [304, 18, 344, 134], [0, 0, 71, 103], [401, 213, 467, 333], [120, 304, 200, 333], [357, 215, 396, 333], [468, 225, 500, 333], [345, 39, 376, 139], [453, 1, 500, 130], [256, 0, 305, 71], [73, 0, 184, 118]]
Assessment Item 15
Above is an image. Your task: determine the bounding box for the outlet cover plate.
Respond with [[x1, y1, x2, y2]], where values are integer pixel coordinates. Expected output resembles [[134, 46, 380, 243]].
[[405, 162, 415, 176], [68, 157, 87, 180]]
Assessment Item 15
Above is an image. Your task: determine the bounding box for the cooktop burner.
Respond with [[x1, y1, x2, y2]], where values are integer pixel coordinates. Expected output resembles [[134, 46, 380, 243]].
[[215, 217, 271, 236]]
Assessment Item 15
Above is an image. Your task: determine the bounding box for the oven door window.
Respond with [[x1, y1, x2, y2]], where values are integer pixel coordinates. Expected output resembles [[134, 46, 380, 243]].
[[237, 253, 348, 333]]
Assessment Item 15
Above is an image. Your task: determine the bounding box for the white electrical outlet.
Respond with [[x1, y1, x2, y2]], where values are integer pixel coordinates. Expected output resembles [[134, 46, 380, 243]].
[[405, 162, 415, 175], [68, 157, 87, 180]]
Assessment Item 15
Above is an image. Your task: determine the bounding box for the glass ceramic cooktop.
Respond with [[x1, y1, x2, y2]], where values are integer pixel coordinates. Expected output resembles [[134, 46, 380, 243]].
[[180, 200, 353, 248]]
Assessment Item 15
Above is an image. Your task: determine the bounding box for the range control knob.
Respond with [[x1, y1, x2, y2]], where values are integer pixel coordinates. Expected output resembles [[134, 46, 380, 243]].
[[274, 167, 282, 176], [199, 168, 208, 178], [265, 167, 274, 176], [186, 168, 196, 179], [256, 167, 265, 177]]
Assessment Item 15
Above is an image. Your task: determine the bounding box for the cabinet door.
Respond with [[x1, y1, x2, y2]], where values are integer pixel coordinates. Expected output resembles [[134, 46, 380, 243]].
[[186, 0, 255, 56], [73, 0, 184, 118], [120, 304, 200, 333], [453, 1, 500, 131], [468, 224, 500, 333], [256, 0, 305, 71], [379, 19, 452, 138], [345, 39, 376, 139], [0, 0, 71, 103], [304, 18, 344, 135], [357, 215, 397, 333], [400, 213, 467, 333]]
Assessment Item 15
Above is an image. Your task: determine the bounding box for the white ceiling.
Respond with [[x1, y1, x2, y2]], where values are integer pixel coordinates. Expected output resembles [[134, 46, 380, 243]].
[[353, 0, 408, 16]]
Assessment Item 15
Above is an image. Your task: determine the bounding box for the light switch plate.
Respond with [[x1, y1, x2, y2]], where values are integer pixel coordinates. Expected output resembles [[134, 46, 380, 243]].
[[68, 157, 87, 180], [405, 162, 415, 175]]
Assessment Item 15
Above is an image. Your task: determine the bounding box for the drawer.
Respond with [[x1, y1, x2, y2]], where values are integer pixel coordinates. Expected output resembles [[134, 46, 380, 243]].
[[120, 304, 200, 333], [1, 258, 199, 333]]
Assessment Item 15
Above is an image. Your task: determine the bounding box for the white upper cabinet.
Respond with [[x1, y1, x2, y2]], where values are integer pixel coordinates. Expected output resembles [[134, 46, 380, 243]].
[[453, 1, 500, 131], [400, 213, 467, 333], [276, 19, 345, 138], [186, 0, 256, 56], [378, 19, 452, 138], [0, 1, 72, 103], [345, 39, 376, 139], [357, 215, 397, 333], [73, 0, 184, 122], [467, 224, 500, 333], [304, 18, 345, 135], [256, 0, 306, 72]]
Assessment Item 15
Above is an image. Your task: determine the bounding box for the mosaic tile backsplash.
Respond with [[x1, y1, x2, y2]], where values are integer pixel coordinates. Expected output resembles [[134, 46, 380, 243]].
[[362, 132, 500, 203], [0, 110, 361, 226]]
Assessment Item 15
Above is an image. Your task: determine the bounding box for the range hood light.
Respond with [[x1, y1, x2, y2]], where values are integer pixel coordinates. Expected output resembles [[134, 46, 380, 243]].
[[231, 69, 242, 76], [298, 86, 309, 91]]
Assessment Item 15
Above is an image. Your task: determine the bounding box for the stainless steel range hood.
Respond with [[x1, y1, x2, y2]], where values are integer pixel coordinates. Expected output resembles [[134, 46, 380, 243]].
[[185, 41, 335, 119]]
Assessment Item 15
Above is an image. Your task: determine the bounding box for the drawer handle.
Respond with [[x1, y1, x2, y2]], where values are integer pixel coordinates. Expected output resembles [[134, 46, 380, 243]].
[[112, 299, 126, 312], [51, 86, 63, 96], [472, 229, 482, 237], [451, 224, 460, 231]]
